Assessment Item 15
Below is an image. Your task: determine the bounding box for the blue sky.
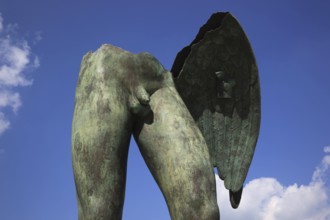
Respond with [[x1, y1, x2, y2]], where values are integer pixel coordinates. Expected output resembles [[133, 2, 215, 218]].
[[0, 0, 329, 219]]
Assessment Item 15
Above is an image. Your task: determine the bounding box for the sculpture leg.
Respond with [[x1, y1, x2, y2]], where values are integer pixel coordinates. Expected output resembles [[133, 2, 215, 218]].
[[72, 82, 132, 220], [134, 86, 220, 220]]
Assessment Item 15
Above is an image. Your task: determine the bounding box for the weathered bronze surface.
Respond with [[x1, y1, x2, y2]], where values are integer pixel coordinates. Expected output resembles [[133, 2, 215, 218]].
[[172, 12, 261, 208], [72, 45, 219, 219], [72, 12, 260, 220]]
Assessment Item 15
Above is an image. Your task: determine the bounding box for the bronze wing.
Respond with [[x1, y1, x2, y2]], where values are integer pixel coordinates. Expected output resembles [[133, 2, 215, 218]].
[[171, 12, 261, 208]]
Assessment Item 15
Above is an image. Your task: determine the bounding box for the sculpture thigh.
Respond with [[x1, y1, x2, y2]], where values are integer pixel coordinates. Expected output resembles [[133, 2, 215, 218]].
[[72, 80, 132, 219], [134, 86, 220, 220]]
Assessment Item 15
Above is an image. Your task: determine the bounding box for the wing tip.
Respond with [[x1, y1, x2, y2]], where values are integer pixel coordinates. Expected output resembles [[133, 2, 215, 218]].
[[229, 187, 243, 209]]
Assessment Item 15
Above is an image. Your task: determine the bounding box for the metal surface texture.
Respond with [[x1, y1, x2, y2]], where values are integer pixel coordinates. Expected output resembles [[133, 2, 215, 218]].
[[172, 12, 261, 208]]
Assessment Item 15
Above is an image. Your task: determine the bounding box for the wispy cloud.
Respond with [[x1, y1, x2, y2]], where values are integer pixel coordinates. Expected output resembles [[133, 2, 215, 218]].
[[0, 112, 10, 135], [0, 13, 39, 135], [0, 15, 3, 33], [216, 147, 330, 220], [33, 31, 43, 45]]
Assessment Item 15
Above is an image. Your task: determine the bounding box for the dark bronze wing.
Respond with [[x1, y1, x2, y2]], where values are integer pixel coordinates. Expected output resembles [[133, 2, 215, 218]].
[[171, 12, 261, 208]]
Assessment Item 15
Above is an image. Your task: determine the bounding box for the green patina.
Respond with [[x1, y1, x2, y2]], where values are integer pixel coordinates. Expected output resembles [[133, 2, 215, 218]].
[[72, 12, 260, 220]]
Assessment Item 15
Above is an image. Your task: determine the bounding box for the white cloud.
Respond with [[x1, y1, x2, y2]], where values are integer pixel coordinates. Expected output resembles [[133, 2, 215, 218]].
[[324, 146, 330, 153], [0, 90, 21, 112], [0, 38, 34, 86], [216, 147, 330, 220], [0, 13, 39, 135], [0, 112, 10, 134]]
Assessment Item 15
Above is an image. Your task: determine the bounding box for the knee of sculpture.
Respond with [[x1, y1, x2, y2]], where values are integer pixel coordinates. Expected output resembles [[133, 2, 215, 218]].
[[72, 12, 260, 220]]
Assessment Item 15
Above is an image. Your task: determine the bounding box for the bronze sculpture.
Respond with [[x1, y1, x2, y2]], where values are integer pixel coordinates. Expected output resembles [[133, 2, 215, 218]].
[[72, 12, 260, 219]]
